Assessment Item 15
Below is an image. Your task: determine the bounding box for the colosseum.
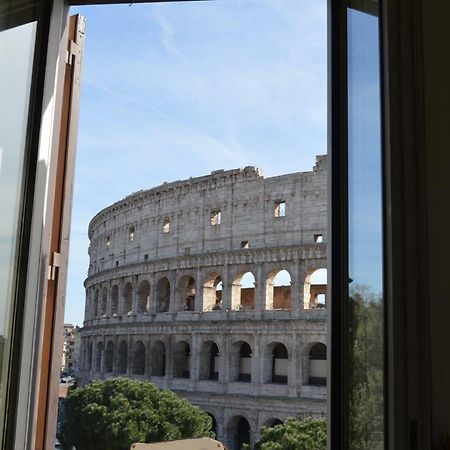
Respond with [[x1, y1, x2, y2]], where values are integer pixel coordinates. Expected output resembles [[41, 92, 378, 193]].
[[79, 155, 328, 450]]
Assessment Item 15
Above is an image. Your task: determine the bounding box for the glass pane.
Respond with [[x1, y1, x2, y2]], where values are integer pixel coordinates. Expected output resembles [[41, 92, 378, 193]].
[[0, 19, 36, 438], [347, 5, 384, 449]]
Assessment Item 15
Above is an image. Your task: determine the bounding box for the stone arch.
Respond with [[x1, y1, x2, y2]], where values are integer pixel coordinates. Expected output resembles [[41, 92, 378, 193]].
[[199, 341, 220, 380], [266, 269, 292, 310], [132, 340, 146, 375], [228, 415, 251, 450], [173, 340, 191, 378], [231, 271, 255, 310], [111, 284, 119, 316], [117, 340, 128, 374], [124, 282, 133, 315], [137, 280, 150, 314], [177, 275, 196, 311], [151, 340, 166, 376], [156, 277, 170, 313], [105, 341, 114, 373], [101, 287, 107, 316], [230, 341, 252, 382], [95, 341, 103, 372], [263, 342, 289, 384], [308, 342, 327, 385], [203, 272, 223, 311], [262, 418, 283, 428], [304, 267, 327, 309]]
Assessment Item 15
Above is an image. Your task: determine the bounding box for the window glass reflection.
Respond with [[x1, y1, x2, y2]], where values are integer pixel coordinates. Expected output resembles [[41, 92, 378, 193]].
[[0, 20, 36, 437], [347, 6, 384, 449]]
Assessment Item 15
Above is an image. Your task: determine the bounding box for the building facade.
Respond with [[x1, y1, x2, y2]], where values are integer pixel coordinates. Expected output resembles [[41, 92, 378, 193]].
[[61, 324, 80, 374], [79, 156, 327, 449]]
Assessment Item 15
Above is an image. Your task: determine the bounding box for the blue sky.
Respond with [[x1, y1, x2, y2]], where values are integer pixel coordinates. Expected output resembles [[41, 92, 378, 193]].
[[65, 0, 327, 326]]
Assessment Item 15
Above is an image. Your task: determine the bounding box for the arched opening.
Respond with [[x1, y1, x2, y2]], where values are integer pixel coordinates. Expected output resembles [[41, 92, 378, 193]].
[[93, 290, 99, 318], [101, 287, 107, 316], [132, 340, 146, 375], [105, 341, 114, 373], [230, 341, 252, 382], [137, 280, 150, 314], [178, 275, 196, 311], [117, 340, 128, 374], [266, 269, 292, 310], [231, 271, 255, 310], [309, 343, 327, 385], [124, 282, 133, 315], [271, 343, 289, 384], [95, 341, 103, 372], [151, 340, 166, 376], [203, 272, 223, 311], [229, 416, 251, 450], [156, 277, 170, 312], [173, 341, 191, 378], [304, 268, 327, 309], [86, 341, 93, 370], [111, 285, 119, 316], [263, 418, 283, 428], [207, 413, 218, 438], [199, 341, 219, 380]]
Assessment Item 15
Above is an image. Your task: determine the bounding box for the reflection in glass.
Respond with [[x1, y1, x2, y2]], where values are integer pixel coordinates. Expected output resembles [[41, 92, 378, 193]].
[[0, 20, 36, 437], [347, 6, 384, 449]]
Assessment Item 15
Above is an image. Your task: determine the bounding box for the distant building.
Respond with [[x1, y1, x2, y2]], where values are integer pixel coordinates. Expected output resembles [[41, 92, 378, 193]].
[[80, 158, 327, 449], [61, 324, 80, 374]]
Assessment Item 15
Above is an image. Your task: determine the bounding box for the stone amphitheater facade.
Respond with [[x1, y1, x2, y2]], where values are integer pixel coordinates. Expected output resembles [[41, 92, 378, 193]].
[[79, 155, 328, 450]]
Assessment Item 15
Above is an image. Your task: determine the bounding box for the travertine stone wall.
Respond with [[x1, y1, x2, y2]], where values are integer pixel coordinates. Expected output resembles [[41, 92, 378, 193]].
[[80, 156, 327, 450]]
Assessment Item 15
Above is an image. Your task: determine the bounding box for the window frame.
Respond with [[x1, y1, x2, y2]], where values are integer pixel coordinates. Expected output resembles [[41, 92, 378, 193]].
[[3, 0, 434, 448]]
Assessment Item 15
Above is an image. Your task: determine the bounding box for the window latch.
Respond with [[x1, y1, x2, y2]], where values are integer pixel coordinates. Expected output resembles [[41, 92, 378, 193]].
[[48, 252, 62, 281]]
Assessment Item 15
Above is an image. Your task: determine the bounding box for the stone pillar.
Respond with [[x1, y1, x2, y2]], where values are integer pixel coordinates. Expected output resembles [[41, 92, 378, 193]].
[[220, 338, 230, 384], [132, 274, 139, 315], [106, 281, 112, 317], [119, 278, 125, 315], [255, 264, 265, 312], [253, 339, 262, 385], [84, 288, 90, 324], [166, 337, 174, 378], [292, 260, 305, 313], [112, 335, 119, 374], [169, 272, 177, 313], [145, 336, 152, 377], [222, 264, 232, 311], [288, 336, 298, 395], [191, 334, 200, 381], [127, 334, 133, 375], [149, 273, 157, 314], [195, 269, 204, 312], [100, 334, 105, 373]]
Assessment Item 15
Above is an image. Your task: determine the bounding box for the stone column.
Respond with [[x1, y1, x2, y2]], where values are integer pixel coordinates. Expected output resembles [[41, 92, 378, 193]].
[[100, 334, 105, 374], [106, 281, 112, 317], [255, 264, 265, 312], [222, 264, 232, 311], [292, 260, 305, 314], [84, 288, 90, 324], [145, 336, 152, 377], [119, 278, 125, 315], [132, 274, 139, 315], [195, 269, 204, 312], [169, 272, 177, 313], [127, 334, 133, 375], [220, 337, 230, 384], [252, 338, 262, 385], [112, 335, 119, 374], [149, 273, 157, 314], [190, 333, 200, 381], [288, 335, 298, 396]]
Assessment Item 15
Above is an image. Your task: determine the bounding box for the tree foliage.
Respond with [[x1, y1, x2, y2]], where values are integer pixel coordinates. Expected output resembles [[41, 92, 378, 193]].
[[349, 285, 384, 449], [254, 417, 327, 450], [60, 378, 213, 450]]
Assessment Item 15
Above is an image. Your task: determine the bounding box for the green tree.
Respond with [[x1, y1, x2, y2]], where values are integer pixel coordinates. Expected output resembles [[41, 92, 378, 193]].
[[60, 378, 213, 450], [254, 417, 326, 450]]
